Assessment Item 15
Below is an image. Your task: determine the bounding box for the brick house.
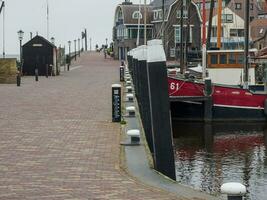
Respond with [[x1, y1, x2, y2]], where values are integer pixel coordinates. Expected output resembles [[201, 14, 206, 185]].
[[113, 1, 153, 60]]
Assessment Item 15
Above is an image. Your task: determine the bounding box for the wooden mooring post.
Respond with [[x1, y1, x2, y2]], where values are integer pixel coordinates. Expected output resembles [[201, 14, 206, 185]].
[[146, 39, 176, 180], [135, 45, 154, 154], [204, 77, 213, 122]]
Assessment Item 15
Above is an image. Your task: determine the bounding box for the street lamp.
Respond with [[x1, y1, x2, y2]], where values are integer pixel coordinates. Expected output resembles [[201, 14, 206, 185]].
[[50, 37, 55, 45], [68, 40, 71, 70], [17, 29, 24, 75], [74, 39, 77, 61], [78, 38, 80, 57]]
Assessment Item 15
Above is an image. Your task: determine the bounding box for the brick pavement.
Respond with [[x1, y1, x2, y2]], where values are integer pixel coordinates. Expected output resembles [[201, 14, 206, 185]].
[[0, 52, 191, 200]]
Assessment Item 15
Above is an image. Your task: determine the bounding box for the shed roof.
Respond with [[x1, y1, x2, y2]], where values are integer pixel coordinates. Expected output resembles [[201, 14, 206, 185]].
[[23, 35, 56, 48]]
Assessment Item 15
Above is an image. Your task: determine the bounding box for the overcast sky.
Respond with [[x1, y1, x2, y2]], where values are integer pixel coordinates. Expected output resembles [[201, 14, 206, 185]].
[[0, 0, 145, 54]]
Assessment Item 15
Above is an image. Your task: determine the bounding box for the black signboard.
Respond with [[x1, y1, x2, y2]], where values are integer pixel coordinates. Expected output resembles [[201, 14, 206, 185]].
[[120, 66, 124, 82], [112, 84, 121, 122]]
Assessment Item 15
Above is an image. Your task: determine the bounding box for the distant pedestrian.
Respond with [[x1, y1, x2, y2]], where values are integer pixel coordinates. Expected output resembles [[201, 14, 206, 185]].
[[104, 48, 107, 59], [66, 55, 71, 71]]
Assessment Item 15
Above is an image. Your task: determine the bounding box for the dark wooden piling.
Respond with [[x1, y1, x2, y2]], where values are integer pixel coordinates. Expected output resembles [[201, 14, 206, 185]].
[[135, 46, 154, 154], [204, 78, 213, 122], [146, 39, 176, 180]]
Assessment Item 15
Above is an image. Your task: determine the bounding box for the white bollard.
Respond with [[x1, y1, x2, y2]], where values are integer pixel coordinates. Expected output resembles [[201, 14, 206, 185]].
[[126, 106, 135, 116], [221, 182, 247, 200], [127, 129, 140, 144], [126, 93, 134, 102], [126, 86, 133, 93], [126, 80, 132, 86], [125, 77, 131, 82]]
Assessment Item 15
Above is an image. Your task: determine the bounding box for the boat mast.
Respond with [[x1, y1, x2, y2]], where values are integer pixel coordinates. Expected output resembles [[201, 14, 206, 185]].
[[144, 0, 147, 45], [185, 0, 190, 67], [162, 0, 165, 50], [136, 1, 141, 46], [244, 0, 250, 89], [217, 0, 222, 49], [0, 0, 5, 58], [180, 0, 184, 74], [207, 0, 215, 50], [46, 0, 50, 40], [202, 0, 207, 78]]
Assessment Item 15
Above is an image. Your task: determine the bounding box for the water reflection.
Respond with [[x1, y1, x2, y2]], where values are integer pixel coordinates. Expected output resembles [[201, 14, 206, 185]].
[[173, 122, 267, 200]]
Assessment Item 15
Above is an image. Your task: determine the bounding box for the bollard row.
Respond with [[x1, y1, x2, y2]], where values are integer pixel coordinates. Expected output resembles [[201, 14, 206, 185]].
[[126, 40, 176, 180]]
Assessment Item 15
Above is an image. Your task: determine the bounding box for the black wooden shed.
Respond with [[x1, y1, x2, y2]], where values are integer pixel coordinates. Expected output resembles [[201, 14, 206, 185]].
[[22, 35, 57, 76]]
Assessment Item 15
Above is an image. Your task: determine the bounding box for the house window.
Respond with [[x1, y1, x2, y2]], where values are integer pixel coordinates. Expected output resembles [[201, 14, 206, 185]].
[[153, 9, 163, 21], [230, 29, 244, 37], [174, 26, 193, 44], [211, 55, 218, 64], [177, 10, 188, 18], [228, 54, 236, 64], [235, 3, 241, 10], [211, 26, 224, 37], [220, 54, 227, 64], [132, 11, 142, 19], [250, 3, 254, 10], [237, 54, 243, 64], [222, 14, 233, 23], [153, 11, 158, 20], [175, 27, 181, 43], [250, 16, 254, 22]]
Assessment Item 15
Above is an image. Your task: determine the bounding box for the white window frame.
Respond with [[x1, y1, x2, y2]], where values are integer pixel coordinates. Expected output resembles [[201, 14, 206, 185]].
[[132, 11, 142, 19], [174, 25, 193, 44], [177, 10, 188, 19]]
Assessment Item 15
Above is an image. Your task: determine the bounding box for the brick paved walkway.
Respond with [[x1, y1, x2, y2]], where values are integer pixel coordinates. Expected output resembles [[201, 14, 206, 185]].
[[0, 52, 188, 200]]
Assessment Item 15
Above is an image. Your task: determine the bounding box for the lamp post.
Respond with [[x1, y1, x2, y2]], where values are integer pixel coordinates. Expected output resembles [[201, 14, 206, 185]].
[[68, 40, 71, 71], [50, 37, 55, 45], [74, 39, 77, 61], [78, 38, 80, 57], [17, 29, 24, 75]]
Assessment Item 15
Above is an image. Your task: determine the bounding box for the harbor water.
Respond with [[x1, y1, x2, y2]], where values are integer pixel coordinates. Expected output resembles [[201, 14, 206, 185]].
[[173, 122, 267, 200]]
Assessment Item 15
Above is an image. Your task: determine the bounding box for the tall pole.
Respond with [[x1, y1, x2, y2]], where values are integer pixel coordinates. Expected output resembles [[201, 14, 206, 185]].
[[78, 38, 80, 57], [207, 0, 215, 50], [185, 0, 190, 68], [244, 0, 250, 89], [19, 39, 22, 74], [2, 0, 5, 58], [217, 0, 222, 49], [90, 38, 92, 51], [202, 0, 207, 79], [46, 0, 49, 40], [81, 32, 84, 51], [85, 29, 88, 51], [136, 1, 141, 46], [180, 0, 184, 74], [144, 0, 147, 45], [68, 41, 71, 70], [162, 0, 165, 51], [74, 39, 77, 61]]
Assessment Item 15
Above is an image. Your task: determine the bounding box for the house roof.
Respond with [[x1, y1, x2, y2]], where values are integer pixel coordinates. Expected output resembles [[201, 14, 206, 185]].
[[151, 0, 176, 8], [191, 0, 260, 22], [250, 18, 267, 41], [23, 35, 56, 48], [116, 4, 153, 25]]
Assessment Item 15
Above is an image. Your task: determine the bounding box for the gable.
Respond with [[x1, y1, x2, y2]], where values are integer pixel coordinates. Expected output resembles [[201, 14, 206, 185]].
[[207, 7, 244, 27], [23, 36, 55, 49]]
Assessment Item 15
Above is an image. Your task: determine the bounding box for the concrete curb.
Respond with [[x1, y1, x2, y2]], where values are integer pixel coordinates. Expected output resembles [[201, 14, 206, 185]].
[[119, 79, 220, 200]]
